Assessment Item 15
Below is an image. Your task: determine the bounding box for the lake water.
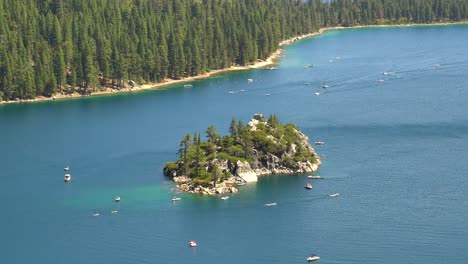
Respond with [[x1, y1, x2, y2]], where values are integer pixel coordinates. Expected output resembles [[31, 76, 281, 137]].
[[1, 25, 468, 263]]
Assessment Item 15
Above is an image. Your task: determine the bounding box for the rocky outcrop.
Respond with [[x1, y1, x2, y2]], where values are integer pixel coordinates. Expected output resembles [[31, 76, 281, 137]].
[[164, 114, 321, 195], [175, 177, 239, 195]]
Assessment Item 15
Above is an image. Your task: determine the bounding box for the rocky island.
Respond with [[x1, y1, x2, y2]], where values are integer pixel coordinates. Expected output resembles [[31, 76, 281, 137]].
[[163, 114, 321, 195]]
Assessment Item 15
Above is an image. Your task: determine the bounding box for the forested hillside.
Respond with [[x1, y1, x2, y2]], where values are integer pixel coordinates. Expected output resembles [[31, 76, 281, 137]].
[[1, 0, 467, 101]]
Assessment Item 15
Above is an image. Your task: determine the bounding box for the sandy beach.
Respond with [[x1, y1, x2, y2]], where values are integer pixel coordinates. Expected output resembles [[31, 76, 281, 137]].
[[2, 21, 466, 105]]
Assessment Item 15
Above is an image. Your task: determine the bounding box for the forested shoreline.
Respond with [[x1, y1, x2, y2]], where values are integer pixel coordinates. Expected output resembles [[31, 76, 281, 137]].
[[1, 0, 467, 101]]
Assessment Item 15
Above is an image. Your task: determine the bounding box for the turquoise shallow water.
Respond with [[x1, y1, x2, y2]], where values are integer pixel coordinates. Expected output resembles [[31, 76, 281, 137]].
[[1, 25, 468, 263]]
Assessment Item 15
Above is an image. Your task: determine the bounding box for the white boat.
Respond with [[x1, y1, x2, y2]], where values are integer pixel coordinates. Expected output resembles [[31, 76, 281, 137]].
[[264, 202, 278, 206], [329, 193, 340, 197], [221, 196, 229, 200], [322, 84, 329, 89], [111, 210, 118, 214], [171, 197, 181, 202], [383, 71, 392, 75], [304, 64, 313, 68], [228, 90, 236, 94], [237, 182, 246, 186], [115, 196, 121, 202], [183, 84, 193, 88], [240, 89, 245, 92], [314, 141, 325, 145], [93, 213, 100, 217], [189, 240, 197, 247], [64, 174, 71, 182], [305, 182, 313, 189], [307, 175, 321, 179], [314, 91, 320, 96], [265, 93, 271, 96], [247, 78, 253, 83], [304, 82, 310, 86], [377, 79, 385, 82], [307, 254, 320, 261], [64, 165, 70, 171], [267, 66, 278, 70]]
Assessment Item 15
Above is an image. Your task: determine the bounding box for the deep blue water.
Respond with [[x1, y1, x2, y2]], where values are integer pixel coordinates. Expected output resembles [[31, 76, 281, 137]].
[[1, 25, 468, 263]]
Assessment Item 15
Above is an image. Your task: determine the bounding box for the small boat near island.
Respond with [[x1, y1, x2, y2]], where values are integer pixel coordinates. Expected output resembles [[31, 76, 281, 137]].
[[314, 141, 325, 145], [115, 196, 121, 202], [264, 202, 278, 206], [189, 240, 197, 247], [221, 196, 229, 200], [307, 175, 321, 179], [237, 182, 246, 186], [64, 174, 71, 182], [247, 78, 253, 83], [329, 193, 340, 197], [266, 66, 278, 70], [305, 182, 313, 189], [307, 254, 320, 262], [183, 84, 193, 88], [171, 197, 181, 202]]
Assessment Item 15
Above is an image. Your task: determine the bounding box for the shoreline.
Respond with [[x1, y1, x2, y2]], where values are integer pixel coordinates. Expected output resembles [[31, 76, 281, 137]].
[[2, 21, 467, 105]]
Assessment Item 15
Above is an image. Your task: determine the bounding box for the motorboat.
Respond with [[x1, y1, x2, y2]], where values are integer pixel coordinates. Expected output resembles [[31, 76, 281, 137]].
[[64, 174, 71, 182], [305, 182, 313, 189], [115, 196, 121, 202], [329, 193, 340, 197], [304, 64, 314, 68], [304, 82, 310, 86], [314, 141, 325, 145], [189, 240, 197, 247], [171, 197, 181, 202], [307, 254, 320, 261], [265, 93, 271, 96], [267, 66, 278, 70], [247, 78, 253, 83], [377, 79, 385, 83], [314, 91, 320, 96], [183, 84, 193, 88], [64, 165, 70, 171], [221, 196, 229, 200], [264, 202, 278, 206], [228, 90, 236, 94], [322, 84, 329, 89], [307, 175, 321, 179], [111, 210, 118, 214], [237, 182, 246, 186], [93, 213, 100, 217]]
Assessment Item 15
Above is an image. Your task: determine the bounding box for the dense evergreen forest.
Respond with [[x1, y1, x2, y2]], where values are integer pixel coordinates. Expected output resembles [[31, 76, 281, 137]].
[[1, 0, 467, 101]]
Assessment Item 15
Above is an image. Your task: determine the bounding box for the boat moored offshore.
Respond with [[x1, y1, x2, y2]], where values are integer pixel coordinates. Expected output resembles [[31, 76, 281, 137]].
[[307, 254, 320, 261], [64, 174, 71, 182]]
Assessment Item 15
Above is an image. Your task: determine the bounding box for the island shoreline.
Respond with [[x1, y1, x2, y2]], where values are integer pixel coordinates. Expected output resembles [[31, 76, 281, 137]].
[[1, 21, 467, 105]]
